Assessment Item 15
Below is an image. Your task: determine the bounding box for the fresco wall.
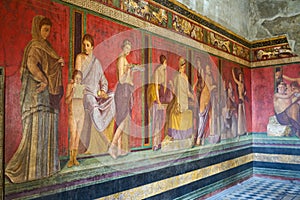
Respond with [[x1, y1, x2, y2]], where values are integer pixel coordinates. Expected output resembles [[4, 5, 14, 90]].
[[252, 64, 300, 134], [1, 0, 299, 199], [2, 0, 70, 162]]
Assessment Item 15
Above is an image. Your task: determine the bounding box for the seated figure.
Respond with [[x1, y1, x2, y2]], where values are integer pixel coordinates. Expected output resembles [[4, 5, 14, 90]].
[[273, 82, 300, 137], [167, 57, 194, 140]]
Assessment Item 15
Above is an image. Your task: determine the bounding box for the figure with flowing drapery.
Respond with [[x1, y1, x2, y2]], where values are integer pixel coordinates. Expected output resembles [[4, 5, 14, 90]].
[[108, 39, 143, 159], [166, 57, 194, 140], [75, 34, 116, 156], [147, 55, 173, 151], [193, 58, 205, 107], [5, 16, 64, 183], [196, 64, 217, 145], [222, 81, 237, 138], [107, 39, 134, 159], [193, 58, 204, 145]]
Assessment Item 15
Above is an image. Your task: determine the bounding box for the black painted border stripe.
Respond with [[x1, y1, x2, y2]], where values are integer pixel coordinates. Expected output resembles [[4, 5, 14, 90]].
[[147, 162, 300, 200], [253, 161, 300, 171], [27, 148, 252, 200], [144, 163, 253, 200], [253, 147, 300, 155]]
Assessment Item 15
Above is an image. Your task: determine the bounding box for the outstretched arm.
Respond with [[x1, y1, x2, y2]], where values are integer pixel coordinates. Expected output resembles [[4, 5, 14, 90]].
[[283, 74, 299, 82], [232, 69, 239, 84]]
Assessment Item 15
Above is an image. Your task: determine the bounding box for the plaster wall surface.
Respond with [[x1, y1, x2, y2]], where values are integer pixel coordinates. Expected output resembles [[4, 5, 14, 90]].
[[177, 0, 250, 39], [249, 0, 300, 56], [177, 0, 300, 55]]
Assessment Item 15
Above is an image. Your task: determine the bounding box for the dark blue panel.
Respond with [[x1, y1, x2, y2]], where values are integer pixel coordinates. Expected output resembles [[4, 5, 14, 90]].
[[253, 161, 300, 171], [253, 147, 300, 155]]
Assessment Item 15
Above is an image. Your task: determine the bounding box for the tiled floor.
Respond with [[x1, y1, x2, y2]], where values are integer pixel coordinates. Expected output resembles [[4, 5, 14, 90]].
[[207, 177, 300, 200]]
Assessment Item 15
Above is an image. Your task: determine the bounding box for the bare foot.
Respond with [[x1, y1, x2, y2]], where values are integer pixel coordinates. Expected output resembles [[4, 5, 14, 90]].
[[108, 144, 118, 159]]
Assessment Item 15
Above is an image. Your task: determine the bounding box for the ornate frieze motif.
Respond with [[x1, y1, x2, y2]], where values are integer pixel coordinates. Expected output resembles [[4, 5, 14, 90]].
[[190, 24, 203, 42], [172, 15, 193, 35], [172, 14, 204, 43], [251, 36, 295, 62], [233, 43, 250, 61], [254, 45, 294, 61], [121, 0, 167, 27], [62, 0, 298, 65], [93, 0, 113, 6], [208, 32, 230, 53]]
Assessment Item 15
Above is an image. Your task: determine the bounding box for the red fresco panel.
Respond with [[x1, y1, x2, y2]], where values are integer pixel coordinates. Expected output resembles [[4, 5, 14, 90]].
[[222, 60, 252, 133], [2, 0, 70, 162], [282, 64, 300, 86], [243, 67, 252, 132], [2, 0, 298, 164], [251, 67, 274, 132], [243, 64, 298, 133], [87, 14, 144, 147]]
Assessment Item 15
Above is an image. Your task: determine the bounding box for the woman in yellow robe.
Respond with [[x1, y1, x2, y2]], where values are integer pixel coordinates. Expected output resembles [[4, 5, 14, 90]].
[[167, 57, 194, 140]]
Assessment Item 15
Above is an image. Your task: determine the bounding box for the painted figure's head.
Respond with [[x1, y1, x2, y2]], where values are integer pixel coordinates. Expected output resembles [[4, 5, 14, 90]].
[[277, 82, 287, 94], [205, 64, 211, 75], [275, 67, 282, 80], [72, 70, 83, 84], [121, 39, 132, 56], [178, 57, 186, 72], [290, 81, 300, 93], [160, 54, 167, 66], [82, 34, 94, 55], [39, 17, 52, 40]]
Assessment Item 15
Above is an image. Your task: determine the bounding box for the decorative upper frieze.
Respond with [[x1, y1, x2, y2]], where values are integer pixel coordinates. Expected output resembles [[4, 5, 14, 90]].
[[61, 0, 298, 66], [251, 36, 295, 62]]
